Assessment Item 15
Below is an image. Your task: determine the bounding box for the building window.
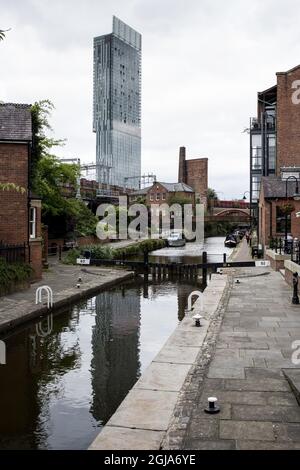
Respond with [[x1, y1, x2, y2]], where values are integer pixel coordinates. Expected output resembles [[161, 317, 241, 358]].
[[29, 207, 36, 239], [276, 206, 291, 234], [156, 193, 160, 201], [162, 193, 166, 201], [150, 194, 154, 201], [268, 136, 276, 171], [251, 175, 261, 202]]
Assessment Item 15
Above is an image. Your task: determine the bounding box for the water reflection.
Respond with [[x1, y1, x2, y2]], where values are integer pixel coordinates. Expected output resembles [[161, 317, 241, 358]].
[[90, 289, 141, 424], [0, 278, 200, 450]]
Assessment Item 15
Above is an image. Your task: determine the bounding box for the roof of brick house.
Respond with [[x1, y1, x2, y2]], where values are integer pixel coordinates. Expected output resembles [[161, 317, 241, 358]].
[[0, 103, 32, 141]]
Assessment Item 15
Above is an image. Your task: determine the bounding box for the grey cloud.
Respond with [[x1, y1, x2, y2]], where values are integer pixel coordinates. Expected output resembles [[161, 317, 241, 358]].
[[1, 0, 300, 198]]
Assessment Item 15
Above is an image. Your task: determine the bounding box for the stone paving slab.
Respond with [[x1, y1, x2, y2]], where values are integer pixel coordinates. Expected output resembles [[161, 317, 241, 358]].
[[186, 439, 236, 450], [237, 440, 300, 450], [135, 362, 191, 392], [163, 327, 209, 348], [89, 427, 164, 450], [107, 389, 179, 431], [224, 377, 291, 392], [219, 420, 276, 441], [232, 404, 300, 422], [153, 346, 199, 365]]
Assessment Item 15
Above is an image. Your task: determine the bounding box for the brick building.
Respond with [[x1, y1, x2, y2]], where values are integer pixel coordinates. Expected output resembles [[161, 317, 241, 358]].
[[259, 172, 300, 247], [250, 64, 300, 236], [0, 103, 42, 279], [129, 181, 195, 206], [178, 146, 208, 208], [277, 65, 300, 170]]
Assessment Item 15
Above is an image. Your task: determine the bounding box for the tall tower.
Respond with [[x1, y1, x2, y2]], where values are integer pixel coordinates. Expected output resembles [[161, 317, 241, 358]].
[[93, 16, 142, 189]]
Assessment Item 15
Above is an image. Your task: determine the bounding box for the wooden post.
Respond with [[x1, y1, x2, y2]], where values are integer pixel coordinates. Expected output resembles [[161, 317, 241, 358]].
[[144, 250, 149, 275], [202, 251, 207, 287]]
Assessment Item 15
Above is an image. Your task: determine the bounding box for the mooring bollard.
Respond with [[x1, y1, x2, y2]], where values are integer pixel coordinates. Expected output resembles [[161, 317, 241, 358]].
[[205, 397, 220, 414], [292, 272, 299, 305]]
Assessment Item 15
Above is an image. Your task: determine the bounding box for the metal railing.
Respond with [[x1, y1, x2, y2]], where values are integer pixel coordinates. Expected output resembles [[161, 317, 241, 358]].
[[269, 237, 300, 265], [0, 242, 26, 263]]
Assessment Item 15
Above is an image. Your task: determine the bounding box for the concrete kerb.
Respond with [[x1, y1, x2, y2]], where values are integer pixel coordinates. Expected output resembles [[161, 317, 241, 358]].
[[89, 273, 229, 451]]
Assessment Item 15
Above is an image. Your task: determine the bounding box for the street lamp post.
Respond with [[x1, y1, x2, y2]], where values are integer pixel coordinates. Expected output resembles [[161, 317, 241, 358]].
[[242, 191, 251, 228], [284, 176, 300, 250]]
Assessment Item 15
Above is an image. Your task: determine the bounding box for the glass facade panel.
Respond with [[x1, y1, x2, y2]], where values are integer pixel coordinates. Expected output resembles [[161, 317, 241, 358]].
[[93, 17, 141, 188], [268, 135, 276, 171], [251, 174, 261, 202]]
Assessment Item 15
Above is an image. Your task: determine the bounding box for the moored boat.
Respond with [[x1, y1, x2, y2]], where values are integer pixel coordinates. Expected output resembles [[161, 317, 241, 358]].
[[167, 231, 186, 247], [224, 234, 237, 248]]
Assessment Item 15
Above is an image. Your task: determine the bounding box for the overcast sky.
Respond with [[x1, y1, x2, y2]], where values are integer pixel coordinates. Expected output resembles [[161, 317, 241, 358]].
[[1, 0, 300, 198]]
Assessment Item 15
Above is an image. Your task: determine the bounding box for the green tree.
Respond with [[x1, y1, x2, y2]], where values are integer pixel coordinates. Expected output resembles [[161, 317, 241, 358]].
[[207, 188, 218, 200], [31, 100, 98, 236]]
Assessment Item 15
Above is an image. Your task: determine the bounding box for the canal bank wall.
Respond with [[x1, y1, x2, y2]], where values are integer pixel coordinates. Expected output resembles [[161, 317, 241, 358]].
[[89, 273, 229, 450], [0, 264, 135, 334]]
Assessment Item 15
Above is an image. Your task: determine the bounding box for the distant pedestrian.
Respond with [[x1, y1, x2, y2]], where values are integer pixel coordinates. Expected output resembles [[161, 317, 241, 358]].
[[246, 232, 250, 245]]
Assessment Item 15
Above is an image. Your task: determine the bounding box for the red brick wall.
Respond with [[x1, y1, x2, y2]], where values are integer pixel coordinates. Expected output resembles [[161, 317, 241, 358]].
[[259, 197, 300, 246], [0, 143, 28, 245], [178, 146, 187, 182], [277, 66, 300, 171], [29, 240, 42, 280], [185, 158, 208, 207], [177, 147, 208, 208]]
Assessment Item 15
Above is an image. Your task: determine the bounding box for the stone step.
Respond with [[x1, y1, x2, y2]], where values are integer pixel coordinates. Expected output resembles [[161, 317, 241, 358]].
[[282, 369, 300, 406]]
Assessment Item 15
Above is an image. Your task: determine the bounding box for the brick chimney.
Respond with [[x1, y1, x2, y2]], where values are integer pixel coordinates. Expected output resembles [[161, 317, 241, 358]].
[[178, 146, 186, 183]]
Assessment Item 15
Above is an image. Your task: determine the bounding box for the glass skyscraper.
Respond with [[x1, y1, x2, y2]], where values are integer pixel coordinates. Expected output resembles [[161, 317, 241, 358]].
[[93, 16, 142, 189]]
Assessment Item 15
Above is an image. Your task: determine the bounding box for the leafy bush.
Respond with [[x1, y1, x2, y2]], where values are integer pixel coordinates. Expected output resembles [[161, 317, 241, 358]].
[[63, 248, 82, 265], [63, 239, 167, 264], [0, 259, 32, 295], [113, 239, 166, 259], [83, 245, 114, 260]]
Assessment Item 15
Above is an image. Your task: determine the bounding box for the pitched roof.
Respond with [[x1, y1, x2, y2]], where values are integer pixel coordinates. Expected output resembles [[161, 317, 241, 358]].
[[261, 176, 300, 198], [130, 181, 194, 196], [0, 103, 32, 141], [130, 186, 152, 196], [158, 182, 194, 193]]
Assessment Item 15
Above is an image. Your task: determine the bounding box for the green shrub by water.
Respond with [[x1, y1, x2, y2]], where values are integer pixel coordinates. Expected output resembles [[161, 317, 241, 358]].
[[113, 239, 166, 259], [63, 239, 167, 264], [0, 259, 32, 295]]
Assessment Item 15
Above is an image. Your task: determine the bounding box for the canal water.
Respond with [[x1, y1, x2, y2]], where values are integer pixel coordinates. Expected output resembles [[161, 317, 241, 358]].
[[0, 278, 200, 450], [149, 235, 233, 264], [0, 236, 230, 450]]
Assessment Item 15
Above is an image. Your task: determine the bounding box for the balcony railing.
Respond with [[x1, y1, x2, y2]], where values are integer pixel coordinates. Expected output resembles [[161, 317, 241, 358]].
[[250, 117, 276, 132]]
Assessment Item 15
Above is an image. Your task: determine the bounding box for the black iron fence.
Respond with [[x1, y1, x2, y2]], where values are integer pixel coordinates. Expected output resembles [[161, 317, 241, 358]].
[[269, 237, 300, 265], [0, 242, 26, 264]]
